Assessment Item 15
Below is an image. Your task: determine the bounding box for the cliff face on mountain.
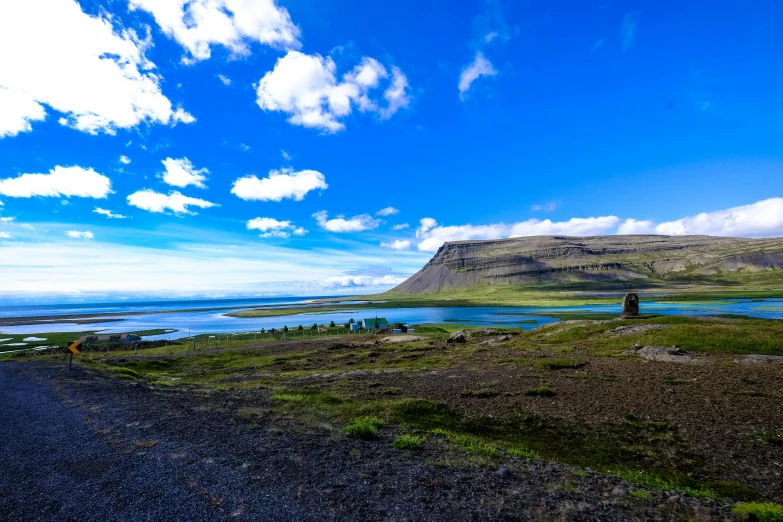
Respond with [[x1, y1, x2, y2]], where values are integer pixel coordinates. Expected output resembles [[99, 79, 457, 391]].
[[392, 235, 783, 293]]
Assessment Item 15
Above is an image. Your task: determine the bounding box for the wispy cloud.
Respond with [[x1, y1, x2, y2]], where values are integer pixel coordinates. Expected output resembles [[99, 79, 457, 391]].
[[65, 230, 94, 240], [621, 11, 639, 52], [458, 0, 509, 100], [93, 207, 127, 219], [531, 201, 559, 212], [0, 166, 111, 199], [380, 240, 411, 250], [246, 217, 307, 239], [376, 206, 399, 216], [458, 52, 497, 100], [127, 190, 217, 215]]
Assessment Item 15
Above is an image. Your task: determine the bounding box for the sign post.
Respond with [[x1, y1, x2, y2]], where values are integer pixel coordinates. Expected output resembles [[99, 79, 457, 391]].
[[66, 341, 81, 370]]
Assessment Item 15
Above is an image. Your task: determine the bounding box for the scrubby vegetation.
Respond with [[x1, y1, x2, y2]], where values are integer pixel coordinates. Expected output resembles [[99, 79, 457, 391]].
[[55, 313, 783, 507]]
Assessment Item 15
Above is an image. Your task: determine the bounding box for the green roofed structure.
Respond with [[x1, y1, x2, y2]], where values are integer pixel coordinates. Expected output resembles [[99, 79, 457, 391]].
[[362, 317, 388, 330]]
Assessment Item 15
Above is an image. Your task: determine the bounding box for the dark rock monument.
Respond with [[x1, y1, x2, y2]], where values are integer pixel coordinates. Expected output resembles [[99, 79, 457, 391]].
[[622, 293, 640, 317]]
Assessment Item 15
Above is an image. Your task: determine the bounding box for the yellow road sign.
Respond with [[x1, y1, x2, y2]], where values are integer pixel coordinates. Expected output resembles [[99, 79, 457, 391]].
[[67, 341, 81, 354]]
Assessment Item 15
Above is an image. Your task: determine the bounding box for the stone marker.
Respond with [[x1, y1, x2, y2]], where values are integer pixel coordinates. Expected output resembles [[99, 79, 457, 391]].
[[622, 293, 639, 317]]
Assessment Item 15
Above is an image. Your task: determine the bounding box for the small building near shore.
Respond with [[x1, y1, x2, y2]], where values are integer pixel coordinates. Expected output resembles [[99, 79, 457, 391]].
[[362, 317, 388, 330]]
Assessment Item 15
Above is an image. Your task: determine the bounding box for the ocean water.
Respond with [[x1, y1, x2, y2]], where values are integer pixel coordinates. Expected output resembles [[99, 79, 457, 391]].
[[1, 297, 782, 341]]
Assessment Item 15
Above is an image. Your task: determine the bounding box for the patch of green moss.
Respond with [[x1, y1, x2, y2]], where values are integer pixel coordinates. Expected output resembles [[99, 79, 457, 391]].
[[392, 434, 426, 450], [342, 416, 384, 439], [733, 502, 783, 522]]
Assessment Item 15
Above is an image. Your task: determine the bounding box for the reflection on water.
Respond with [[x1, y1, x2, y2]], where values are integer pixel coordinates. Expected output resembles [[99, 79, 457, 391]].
[[1, 299, 782, 341]]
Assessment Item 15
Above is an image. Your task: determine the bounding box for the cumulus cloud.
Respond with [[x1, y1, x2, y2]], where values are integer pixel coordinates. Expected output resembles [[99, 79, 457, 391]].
[[127, 189, 217, 215], [617, 219, 655, 235], [256, 51, 411, 132], [380, 240, 411, 250], [392, 223, 410, 230], [231, 168, 327, 202], [66, 230, 94, 240], [0, 166, 111, 199], [416, 217, 438, 238], [129, 0, 300, 62], [416, 216, 623, 251], [414, 198, 783, 252], [313, 211, 381, 233], [119, 155, 131, 165], [652, 198, 783, 237], [217, 74, 232, 86], [458, 51, 497, 100], [0, 0, 193, 138], [93, 207, 127, 219], [246, 217, 307, 238], [161, 157, 209, 189], [0, 232, 12, 239], [376, 206, 399, 216]]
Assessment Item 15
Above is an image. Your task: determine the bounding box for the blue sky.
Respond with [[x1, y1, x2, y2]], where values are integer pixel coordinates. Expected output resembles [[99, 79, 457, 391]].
[[1, 0, 783, 301]]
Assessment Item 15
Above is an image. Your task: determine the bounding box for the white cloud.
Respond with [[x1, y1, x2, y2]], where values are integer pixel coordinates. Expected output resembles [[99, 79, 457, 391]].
[[509, 217, 621, 237], [416, 217, 438, 238], [0, 87, 46, 138], [416, 216, 622, 252], [392, 223, 410, 230], [621, 11, 639, 52], [231, 167, 327, 202], [380, 67, 411, 119], [119, 155, 131, 165], [217, 74, 232, 86], [93, 208, 127, 219], [653, 198, 783, 237], [281, 150, 292, 161], [256, 51, 411, 132], [127, 189, 217, 215], [0, 232, 12, 239], [161, 157, 209, 189], [458, 51, 497, 100], [531, 201, 559, 212], [376, 206, 399, 216], [0, 0, 194, 137], [0, 166, 111, 199], [1, 217, 13, 223], [413, 198, 783, 252], [246, 217, 307, 239], [66, 230, 94, 240], [129, 0, 300, 62], [617, 219, 655, 235], [313, 211, 381, 233], [381, 240, 411, 250]]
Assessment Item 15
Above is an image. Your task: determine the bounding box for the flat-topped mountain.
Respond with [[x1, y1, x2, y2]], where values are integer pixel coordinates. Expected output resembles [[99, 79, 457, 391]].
[[392, 235, 783, 293]]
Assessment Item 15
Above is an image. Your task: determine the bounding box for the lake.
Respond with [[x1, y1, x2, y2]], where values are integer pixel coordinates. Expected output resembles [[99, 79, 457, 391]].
[[1, 297, 783, 341]]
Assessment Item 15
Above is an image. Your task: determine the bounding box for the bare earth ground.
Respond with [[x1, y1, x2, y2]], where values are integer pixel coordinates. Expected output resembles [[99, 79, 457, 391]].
[[2, 318, 783, 521]]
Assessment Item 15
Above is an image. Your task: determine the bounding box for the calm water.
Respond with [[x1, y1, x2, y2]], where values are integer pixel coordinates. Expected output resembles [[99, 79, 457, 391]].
[[1, 297, 782, 341]]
